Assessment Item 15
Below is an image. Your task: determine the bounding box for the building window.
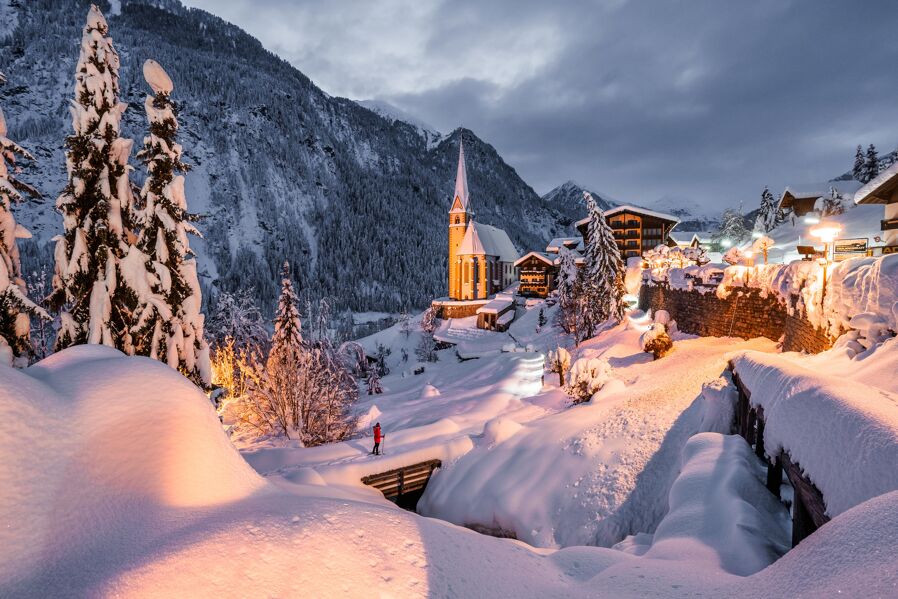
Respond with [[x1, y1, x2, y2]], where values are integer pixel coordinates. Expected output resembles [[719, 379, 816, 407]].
[[455, 216, 460, 224]]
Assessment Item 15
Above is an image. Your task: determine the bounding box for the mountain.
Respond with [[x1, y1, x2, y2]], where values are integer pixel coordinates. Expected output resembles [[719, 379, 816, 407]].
[[355, 99, 442, 150], [0, 0, 576, 315], [541, 180, 618, 215]]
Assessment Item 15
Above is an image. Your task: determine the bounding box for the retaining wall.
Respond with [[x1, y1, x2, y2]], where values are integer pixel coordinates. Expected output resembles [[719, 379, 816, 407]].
[[639, 284, 833, 353]]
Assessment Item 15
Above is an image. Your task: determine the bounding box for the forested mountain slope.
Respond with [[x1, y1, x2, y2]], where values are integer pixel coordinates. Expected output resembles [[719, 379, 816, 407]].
[[0, 0, 574, 314]]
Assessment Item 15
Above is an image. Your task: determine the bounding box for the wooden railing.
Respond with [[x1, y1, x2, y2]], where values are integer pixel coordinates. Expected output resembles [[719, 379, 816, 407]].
[[729, 363, 829, 546], [361, 459, 442, 504]]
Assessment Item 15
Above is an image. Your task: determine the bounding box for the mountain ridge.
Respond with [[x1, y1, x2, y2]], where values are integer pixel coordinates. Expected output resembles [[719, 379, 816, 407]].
[[0, 0, 576, 314]]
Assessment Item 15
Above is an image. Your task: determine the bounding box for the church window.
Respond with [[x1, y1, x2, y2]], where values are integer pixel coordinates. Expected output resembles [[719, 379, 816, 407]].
[[455, 216, 460, 225]]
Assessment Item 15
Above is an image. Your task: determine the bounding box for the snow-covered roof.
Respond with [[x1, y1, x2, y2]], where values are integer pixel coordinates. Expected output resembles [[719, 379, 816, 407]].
[[476, 293, 514, 315], [514, 251, 555, 267], [854, 162, 898, 205], [545, 237, 583, 253], [457, 222, 519, 262], [669, 232, 699, 244], [575, 205, 680, 229], [778, 180, 862, 209], [450, 139, 470, 213]]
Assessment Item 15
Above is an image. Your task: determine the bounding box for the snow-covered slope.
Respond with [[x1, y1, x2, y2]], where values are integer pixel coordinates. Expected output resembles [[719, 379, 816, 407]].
[[3, 336, 898, 597], [0, 0, 574, 314], [356, 99, 442, 149]]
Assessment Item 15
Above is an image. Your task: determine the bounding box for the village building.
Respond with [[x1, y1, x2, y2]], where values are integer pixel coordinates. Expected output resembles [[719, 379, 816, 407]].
[[854, 162, 898, 251], [447, 140, 519, 301], [514, 251, 557, 298], [670, 231, 711, 250], [777, 181, 862, 219], [576, 205, 679, 259]]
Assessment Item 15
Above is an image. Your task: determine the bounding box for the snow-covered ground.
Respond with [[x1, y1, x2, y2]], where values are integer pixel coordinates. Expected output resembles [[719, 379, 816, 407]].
[[4, 299, 898, 597], [4, 335, 898, 596]]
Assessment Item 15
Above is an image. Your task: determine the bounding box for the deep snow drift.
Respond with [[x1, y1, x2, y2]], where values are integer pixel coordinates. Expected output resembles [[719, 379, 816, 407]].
[[2, 344, 898, 596]]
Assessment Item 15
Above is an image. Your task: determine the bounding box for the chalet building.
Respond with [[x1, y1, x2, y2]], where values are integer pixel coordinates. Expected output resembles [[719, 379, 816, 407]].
[[576, 205, 679, 259], [514, 252, 556, 297], [670, 231, 712, 250], [777, 181, 862, 218], [447, 140, 519, 301], [855, 162, 898, 249]]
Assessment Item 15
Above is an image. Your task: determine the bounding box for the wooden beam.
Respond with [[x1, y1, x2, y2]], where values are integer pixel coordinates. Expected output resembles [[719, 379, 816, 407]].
[[781, 452, 830, 546]]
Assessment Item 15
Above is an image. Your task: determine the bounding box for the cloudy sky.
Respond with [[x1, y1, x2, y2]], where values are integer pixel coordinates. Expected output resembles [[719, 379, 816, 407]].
[[181, 0, 898, 214]]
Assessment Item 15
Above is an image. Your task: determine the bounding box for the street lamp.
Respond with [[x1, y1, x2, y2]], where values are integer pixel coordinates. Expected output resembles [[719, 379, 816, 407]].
[[809, 221, 842, 305]]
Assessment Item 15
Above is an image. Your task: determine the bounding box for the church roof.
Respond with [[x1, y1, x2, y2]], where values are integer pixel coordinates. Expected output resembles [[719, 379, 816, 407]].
[[450, 138, 470, 213], [457, 221, 519, 262]]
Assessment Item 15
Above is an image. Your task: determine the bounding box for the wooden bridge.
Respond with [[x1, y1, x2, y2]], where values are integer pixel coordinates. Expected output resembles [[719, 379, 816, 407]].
[[361, 459, 442, 510], [729, 362, 829, 547]]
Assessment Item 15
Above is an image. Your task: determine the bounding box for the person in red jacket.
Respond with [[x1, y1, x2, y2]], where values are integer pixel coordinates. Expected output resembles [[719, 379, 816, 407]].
[[371, 422, 384, 455]]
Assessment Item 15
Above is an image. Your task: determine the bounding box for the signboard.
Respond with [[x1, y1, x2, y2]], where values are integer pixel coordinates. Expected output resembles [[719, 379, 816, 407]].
[[883, 245, 898, 255], [833, 238, 868, 262]]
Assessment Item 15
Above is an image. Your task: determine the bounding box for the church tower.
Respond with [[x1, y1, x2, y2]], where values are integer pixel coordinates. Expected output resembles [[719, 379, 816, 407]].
[[448, 138, 472, 300]]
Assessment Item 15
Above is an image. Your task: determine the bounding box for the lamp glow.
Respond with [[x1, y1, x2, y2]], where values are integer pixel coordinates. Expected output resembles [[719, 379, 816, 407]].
[[809, 222, 842, 243]]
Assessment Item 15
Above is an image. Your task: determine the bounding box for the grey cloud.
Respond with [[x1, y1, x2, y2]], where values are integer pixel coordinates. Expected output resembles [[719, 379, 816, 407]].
[[183, 0, 898, 213]]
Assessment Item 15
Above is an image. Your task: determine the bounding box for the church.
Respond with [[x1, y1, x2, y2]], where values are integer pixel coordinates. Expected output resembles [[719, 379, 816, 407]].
[[447, 140, 519, 300]]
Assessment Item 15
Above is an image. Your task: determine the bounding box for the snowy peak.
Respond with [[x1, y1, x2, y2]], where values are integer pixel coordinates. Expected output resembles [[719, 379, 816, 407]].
[[541, 180, 618, 212], [356, 99, 442, 148]]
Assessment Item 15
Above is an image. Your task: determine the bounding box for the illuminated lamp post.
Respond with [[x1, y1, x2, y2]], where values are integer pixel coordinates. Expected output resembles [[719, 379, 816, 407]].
[[809, 221, 842, 305]]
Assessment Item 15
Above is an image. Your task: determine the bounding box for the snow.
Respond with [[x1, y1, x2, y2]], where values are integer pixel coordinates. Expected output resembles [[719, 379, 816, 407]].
[[730, 347, 898, 518], [576, 204, 680, 229], [458, 221, 519, 262], [4, 318, 898, 596], [142, 59, 173, 95], [420, 317, 777, 548], [476, 293, 514, 315], [636, 433, 790, 575], [740, 201, 883, 264]]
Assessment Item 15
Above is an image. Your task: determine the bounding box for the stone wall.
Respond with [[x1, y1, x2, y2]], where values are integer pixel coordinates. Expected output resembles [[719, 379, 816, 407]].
[[431, 300, 488, 319], [639, 283, 833, 353]]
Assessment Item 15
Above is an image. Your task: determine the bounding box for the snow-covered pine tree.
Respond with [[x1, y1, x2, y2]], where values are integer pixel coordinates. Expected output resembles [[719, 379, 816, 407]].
[[864, 144, 880, 184], [713, 208, 750, 248], [366, 369, 383, 395], [754, 186, 780, 233], [853, 145, 865, 182], [555, 246, 579, 334], [822, 186, 846, 217], [0, 76, 49, 364], [50, 5, 137, 351], [579, 192, 625, 340], [130, 59, 210, 385], [271, 260, 302, 361]]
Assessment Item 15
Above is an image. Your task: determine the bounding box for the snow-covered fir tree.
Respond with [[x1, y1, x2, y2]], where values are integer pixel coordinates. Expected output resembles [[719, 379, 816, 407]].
[[863, 144, 880, 184], [822, 186, 846, 217], [0, 75, 49, 364], [130, 59, 209, 385], [853, 145, 865, 182], [754, 186, 783, 233], [579, 192, 625, 340], [366, 369, 383, 395], [50, 5, 137, 351], [271, 260, 303, 361], [556, 246, 579, 334], [713, 208, 749, 247]]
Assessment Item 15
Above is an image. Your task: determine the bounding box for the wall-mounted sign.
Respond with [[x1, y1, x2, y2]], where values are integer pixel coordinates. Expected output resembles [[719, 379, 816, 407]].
[[882, 245, 898, 255], [833, 238, 868, 262]]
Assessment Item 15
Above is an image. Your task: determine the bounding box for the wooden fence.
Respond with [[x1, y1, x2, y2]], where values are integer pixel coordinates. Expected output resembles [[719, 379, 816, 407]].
[[361, 459, 442, 507], [730, 363, 829, 546]]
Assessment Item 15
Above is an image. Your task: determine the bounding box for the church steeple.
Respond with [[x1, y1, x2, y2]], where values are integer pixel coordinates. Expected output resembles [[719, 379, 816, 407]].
[[448, 135, 473, 299], [450, 137, 471, 214]]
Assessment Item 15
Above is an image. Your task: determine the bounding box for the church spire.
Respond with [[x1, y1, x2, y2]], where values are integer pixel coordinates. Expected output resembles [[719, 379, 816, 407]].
[[451, 136, 470, 213]]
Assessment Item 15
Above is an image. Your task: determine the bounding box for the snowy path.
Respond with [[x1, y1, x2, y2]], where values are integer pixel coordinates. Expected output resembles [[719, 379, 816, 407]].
[[420, 324, 777, 548]]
